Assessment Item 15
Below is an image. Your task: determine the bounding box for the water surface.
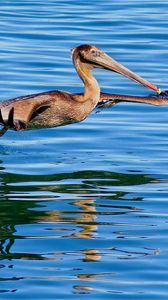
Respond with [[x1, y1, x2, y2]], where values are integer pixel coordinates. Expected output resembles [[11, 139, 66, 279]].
[[0, 1, 168, 299]]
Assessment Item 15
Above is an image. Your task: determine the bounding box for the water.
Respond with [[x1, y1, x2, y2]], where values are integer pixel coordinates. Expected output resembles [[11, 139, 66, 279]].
[[0, 1, 168, 299]]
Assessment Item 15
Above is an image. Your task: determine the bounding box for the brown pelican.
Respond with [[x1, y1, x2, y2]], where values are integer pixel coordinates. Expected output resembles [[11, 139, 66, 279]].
[[0, 44, 166, 136]]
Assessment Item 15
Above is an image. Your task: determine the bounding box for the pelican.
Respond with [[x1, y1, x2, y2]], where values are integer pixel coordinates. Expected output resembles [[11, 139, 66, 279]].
[[0, 44, 166, 136]]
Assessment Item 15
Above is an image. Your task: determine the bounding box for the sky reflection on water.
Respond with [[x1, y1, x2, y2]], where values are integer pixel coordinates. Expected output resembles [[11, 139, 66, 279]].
[[0, 0, 168, 299]]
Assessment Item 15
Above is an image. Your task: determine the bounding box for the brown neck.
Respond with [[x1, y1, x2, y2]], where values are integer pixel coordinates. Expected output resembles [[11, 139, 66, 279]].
[[73, 55, 100, 103]]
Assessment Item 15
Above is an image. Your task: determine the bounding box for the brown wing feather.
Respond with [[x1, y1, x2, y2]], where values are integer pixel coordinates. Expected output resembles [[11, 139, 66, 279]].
[[0, 92, 54, 128]]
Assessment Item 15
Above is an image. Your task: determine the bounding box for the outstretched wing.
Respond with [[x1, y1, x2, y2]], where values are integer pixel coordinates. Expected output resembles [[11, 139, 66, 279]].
[[99, 92, 168, 106]]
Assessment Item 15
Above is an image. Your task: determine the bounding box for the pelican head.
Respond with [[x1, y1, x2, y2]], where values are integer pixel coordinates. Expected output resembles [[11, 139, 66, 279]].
[[72, 44, 160, 93]]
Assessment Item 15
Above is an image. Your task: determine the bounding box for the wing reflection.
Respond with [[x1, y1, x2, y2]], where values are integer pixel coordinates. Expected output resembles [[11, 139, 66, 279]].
[[0, 169, 161, 263]]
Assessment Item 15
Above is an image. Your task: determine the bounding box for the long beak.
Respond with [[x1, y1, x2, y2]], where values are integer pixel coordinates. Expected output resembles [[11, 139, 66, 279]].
[[93, 52, 160, 94]]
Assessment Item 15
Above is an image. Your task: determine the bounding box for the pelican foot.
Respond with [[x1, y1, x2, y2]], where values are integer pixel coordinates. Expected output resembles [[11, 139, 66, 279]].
[[13, 120, 27, 131], [0, 126, 8, 137]]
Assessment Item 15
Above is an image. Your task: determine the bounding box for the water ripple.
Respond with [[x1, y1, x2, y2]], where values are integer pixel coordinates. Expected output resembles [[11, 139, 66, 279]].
[[0, 0, 168, 299]]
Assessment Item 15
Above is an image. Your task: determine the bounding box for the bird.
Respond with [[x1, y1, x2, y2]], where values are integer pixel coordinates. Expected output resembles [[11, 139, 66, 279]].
[[0, 44, 166, 137]]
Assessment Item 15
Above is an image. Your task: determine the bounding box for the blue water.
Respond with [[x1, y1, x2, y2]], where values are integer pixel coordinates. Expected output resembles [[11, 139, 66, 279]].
[[0, 1, 168, 299]]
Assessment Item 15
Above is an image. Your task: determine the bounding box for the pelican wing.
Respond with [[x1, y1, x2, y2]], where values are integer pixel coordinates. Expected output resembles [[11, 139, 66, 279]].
[[0, 94, 51, 131]]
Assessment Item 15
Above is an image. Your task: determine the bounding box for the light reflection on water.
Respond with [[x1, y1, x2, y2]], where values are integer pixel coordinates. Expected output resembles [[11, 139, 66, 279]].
[[0, 0, 168, 299]]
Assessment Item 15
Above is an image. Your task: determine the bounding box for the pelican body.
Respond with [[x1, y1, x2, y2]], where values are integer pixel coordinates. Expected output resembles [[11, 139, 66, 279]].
[[0, 44, 166, 136]]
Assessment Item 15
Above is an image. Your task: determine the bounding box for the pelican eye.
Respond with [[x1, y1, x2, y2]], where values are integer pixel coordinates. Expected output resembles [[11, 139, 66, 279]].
[[90, 50, 101, 57]]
